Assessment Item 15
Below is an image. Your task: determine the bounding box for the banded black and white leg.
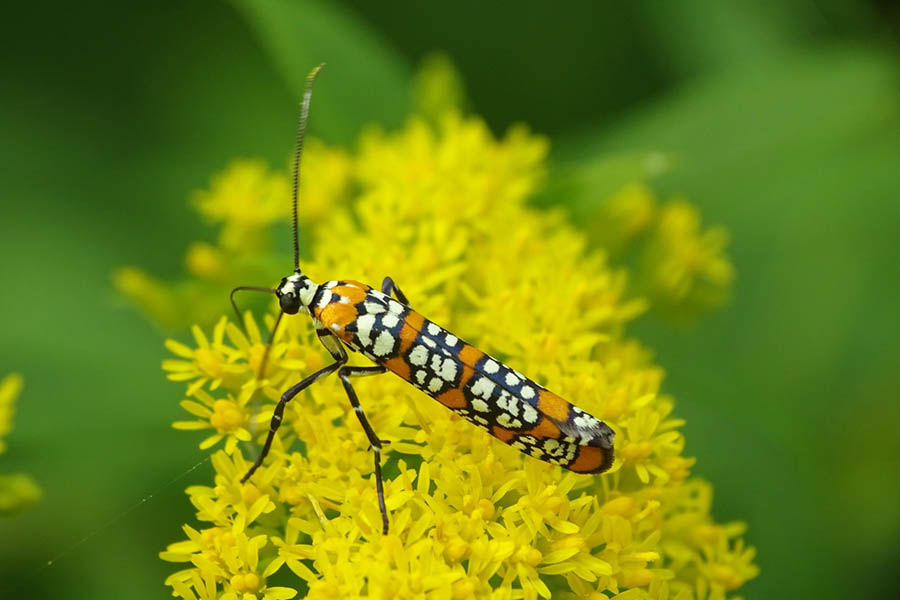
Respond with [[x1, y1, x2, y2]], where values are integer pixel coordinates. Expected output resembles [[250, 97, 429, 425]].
[[338, 365, 391, 534], [241, 325, 347, 483], [323, 322, 392, 533], [240, 325, 393, 534], [381, 277, 411, 306]]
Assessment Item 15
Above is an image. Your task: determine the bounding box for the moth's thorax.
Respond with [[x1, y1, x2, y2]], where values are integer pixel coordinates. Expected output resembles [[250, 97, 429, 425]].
[[310, 280, 377, 344], [276, 271, 319, 315]]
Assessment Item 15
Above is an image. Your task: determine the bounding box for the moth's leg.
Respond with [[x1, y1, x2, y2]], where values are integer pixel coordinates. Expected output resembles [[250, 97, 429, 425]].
[[338, 364, 391, 534], [241, 326, 348, 483], [381, 277, 411, 306]]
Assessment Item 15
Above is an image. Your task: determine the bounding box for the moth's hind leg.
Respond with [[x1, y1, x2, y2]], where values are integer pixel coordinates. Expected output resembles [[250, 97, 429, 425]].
[[381, 277, 411, 306], [338, 365, 391, 534], [241, 357, 344, 483], [241, 326, 347, 483]]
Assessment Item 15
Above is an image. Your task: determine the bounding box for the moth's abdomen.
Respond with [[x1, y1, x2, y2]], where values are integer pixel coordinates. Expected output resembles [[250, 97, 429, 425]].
[[313, 280, 615, 474]]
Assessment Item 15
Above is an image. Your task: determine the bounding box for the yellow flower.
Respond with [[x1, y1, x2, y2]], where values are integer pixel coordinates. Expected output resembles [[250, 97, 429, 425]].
[[193, 159, 291, 253], [587, 183, 735, 321], [163, 317, 246, 394], [164, 526, 296, 600], [128, 72, 752, 598], [0, 373, 24, 454], [0, 374, 42, 516], [642, 200, 734, 318], [173, 390, 253, 454]]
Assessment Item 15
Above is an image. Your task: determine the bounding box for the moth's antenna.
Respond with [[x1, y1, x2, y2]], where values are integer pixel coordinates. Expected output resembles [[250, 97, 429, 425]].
[[292, 63, 326, 271], [230, 285, 277, 328], [228, 286, 283, 381]]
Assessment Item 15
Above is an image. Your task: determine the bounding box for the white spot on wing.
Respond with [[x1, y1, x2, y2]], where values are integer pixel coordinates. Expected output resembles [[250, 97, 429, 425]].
[[497, 391, 518, 416], [427, 323, 441, 335], [505, 372, 521, 386], [381, 313, 400, 328], [471, 377, 495, 400], [364, 301, 386, 314], [409, 345, 428, 366], [444, 334, 459, 346], [573, 415, 600, 430], [521, 403, 538, 424], [483, 359, 500, 374], [356, 314, 376, 346], [373, 331, 395, 356], [440, 358, 457, 381], [471, 399, 490, 413]]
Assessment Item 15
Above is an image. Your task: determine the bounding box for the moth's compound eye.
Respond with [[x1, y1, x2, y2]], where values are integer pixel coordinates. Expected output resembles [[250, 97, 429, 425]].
[[279, 293, 301, 315]]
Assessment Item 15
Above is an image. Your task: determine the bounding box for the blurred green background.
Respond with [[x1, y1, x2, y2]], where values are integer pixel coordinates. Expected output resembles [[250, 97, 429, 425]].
[[1, 1, 898, 598]]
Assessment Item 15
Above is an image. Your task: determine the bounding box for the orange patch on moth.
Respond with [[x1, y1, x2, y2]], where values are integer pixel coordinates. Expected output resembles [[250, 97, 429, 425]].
[[404, 310, 425, 332], [398, 322, 419, 353], [384, 356, 411, 381], [457, 344, 485, 368], [537, 390, 571, 422], [436, 388, 466, 409], [457, 364, 476, 388], [318, 302, 359, 342], [491, 426, 516, 443], [332, 283, 369, 304], [567, 445, 613, 474], [522, 418, 561, 440]]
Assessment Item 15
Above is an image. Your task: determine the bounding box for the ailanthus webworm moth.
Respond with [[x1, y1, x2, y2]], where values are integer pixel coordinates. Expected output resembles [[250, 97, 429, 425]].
[[234, 64, 615, 534]]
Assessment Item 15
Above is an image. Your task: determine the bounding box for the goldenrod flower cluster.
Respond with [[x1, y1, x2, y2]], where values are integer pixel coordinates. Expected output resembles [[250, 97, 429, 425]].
[[145, 108, 757, 600], [0, 373, 42, 516]]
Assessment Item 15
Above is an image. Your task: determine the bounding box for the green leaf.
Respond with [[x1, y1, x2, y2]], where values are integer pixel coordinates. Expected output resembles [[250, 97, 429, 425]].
[[538, 151, 671, 218], [557, 44, 899, 206], [231, 0, 413, 143]]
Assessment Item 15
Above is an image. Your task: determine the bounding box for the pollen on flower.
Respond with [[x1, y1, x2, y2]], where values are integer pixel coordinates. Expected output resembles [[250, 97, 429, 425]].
[[210, 399, 245, 432], [134, 69, 753, 599]]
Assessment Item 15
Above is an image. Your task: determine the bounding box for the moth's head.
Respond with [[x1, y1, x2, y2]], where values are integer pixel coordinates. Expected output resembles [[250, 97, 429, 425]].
[[276, 271, 315, 315]]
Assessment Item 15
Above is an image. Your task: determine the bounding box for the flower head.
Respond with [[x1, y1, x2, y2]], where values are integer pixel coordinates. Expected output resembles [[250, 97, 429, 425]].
[[123, 61, 751, 599], [141, 111, 754, 599]]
